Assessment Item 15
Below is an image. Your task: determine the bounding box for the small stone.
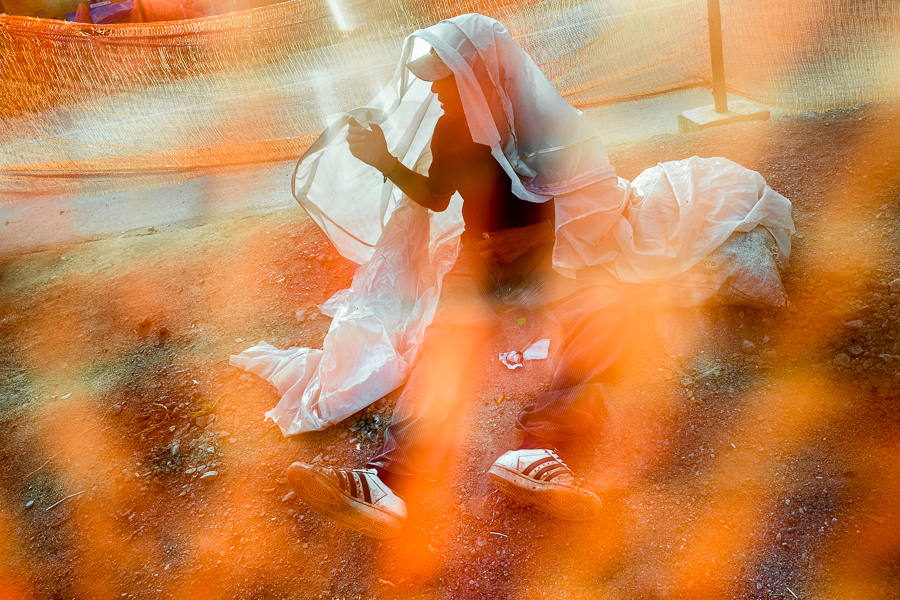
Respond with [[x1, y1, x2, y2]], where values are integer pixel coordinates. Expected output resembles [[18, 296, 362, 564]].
[[762, 335, 771, 344], [849, 345, 864, 357], [235, 338, 244, 343], [199, 471, 219, 481], [879, 354, 894, 364], [281, 491, 296, 503], [833, 353, 851, 368], [25, 500, 34, 509], [185, 467, 196, 475], [112, 404, 123, 416], [742, 340, 757, 354], [844, 320, 864, 329], [763, 349, 777, 359], [295, 309, 307, 323], [158, 327, 169, 337], [195, 416, 206, 428]]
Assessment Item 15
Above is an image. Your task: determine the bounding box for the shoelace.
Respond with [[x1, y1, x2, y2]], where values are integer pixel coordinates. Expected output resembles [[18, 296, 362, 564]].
[[521, 451, 582, 484]]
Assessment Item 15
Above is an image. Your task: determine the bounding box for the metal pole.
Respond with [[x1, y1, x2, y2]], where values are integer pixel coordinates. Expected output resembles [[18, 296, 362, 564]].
[[707, 0, 728, 113]]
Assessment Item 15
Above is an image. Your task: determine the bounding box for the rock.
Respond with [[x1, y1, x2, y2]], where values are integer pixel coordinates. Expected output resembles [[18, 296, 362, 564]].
[[763, 349, 778, 359], [849, 346, 865, 357], [833, 353, 852, 368], [25, 500, 34, 509], [112, 404, 122, 416], [295, 309, 307, 323], [199, 471, 219, 482], [281, 491, 296, 503], [742, 340, 757, 354], [844, 320, 864, 329], [889, 279, 900, 294], [846, 301, 873, 319], [879, 354, 895, 364]]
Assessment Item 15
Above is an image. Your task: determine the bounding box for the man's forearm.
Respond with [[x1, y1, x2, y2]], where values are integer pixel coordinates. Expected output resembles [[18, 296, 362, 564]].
[[380, 157, 452, 212]]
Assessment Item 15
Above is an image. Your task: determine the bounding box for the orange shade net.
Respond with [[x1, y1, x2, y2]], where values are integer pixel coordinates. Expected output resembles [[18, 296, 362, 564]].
[[1, 0, 898, 201]]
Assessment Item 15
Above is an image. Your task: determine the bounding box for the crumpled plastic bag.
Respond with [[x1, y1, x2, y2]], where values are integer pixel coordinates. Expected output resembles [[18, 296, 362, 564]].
[[658, 226, 788, 309], [230, 201, 460, 435]]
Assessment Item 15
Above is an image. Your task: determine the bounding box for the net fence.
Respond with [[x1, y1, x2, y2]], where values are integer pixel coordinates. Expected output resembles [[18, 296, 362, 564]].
[[1, 0, 898, 201]]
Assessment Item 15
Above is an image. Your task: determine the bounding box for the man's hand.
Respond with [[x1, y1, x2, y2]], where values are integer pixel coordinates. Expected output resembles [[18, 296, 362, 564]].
[[477, 221, 554, 264], [347, 119, 396, 174]]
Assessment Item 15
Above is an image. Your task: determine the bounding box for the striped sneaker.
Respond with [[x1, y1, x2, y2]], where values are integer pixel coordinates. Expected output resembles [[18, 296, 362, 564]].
[[487, 448, 602, 520], [286, 462, 406, 539]]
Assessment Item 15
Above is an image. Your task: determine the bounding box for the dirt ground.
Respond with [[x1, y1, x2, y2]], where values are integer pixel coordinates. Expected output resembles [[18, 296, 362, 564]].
[[2, 98, 900, 600]]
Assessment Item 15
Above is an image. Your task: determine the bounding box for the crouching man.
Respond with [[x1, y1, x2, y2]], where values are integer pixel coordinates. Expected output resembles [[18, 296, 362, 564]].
[[286, 14, 634, 539]]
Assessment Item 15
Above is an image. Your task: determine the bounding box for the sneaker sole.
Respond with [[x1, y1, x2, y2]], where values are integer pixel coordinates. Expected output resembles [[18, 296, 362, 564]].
[[487, 465, 602, 521], [286, 463, 404, 539]]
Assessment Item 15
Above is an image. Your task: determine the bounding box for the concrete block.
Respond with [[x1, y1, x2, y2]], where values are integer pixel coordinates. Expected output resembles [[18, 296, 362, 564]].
[[678, 99, 770, 133]]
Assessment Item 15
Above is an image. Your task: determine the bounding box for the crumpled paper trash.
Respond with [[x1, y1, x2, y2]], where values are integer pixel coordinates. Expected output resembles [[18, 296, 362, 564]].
[[499, 338, 551, 370]]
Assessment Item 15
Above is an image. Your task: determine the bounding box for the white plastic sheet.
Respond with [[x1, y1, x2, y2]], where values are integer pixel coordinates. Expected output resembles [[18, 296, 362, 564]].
[[231, 14, 794, 436], [230, 201, 460, 435]]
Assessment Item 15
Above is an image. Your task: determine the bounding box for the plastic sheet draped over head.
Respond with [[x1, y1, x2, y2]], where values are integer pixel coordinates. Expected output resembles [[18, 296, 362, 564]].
[[237, 14, 794, 435], [293, 13, 618, 273], [295, 14, 793, 280]]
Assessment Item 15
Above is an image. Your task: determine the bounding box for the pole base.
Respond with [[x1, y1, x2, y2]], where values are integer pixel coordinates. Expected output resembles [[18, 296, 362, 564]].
[[677, 99, 770, 133]]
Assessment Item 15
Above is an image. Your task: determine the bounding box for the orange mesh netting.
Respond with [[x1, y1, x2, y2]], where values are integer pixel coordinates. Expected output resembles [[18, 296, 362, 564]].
[[1, 0, 898, 201]]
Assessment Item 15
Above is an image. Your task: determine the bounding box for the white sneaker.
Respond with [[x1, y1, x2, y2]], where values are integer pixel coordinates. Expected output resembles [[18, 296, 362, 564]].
[[487, 448, 602, 520], [286, 462, 407, 539]]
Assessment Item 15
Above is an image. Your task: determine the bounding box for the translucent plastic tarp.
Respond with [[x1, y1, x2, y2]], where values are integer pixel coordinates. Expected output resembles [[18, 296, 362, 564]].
[[231, 15, 793, 435]]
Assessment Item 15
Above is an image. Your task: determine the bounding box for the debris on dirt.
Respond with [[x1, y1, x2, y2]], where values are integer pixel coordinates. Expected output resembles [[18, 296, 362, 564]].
[[2, 101, 900, 599]]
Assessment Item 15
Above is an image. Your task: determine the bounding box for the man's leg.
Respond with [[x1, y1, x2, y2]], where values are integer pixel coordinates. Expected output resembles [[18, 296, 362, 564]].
[[488, 283, 635, 520], [288, 247, 500, 537], [517, 283, 635, 441], [368, 271, 500, 489]]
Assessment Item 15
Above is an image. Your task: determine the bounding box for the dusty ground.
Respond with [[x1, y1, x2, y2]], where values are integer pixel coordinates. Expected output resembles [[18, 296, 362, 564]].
[[2, 99, 900, 600]]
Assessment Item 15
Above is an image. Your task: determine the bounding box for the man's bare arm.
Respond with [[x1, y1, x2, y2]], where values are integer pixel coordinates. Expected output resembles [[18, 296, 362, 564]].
[[347, 120, 453, 212]]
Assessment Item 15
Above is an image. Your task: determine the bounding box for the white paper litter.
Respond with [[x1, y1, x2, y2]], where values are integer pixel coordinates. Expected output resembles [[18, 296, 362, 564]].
[[499, 339, 551, 370], [522, 338, 551, 360]]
